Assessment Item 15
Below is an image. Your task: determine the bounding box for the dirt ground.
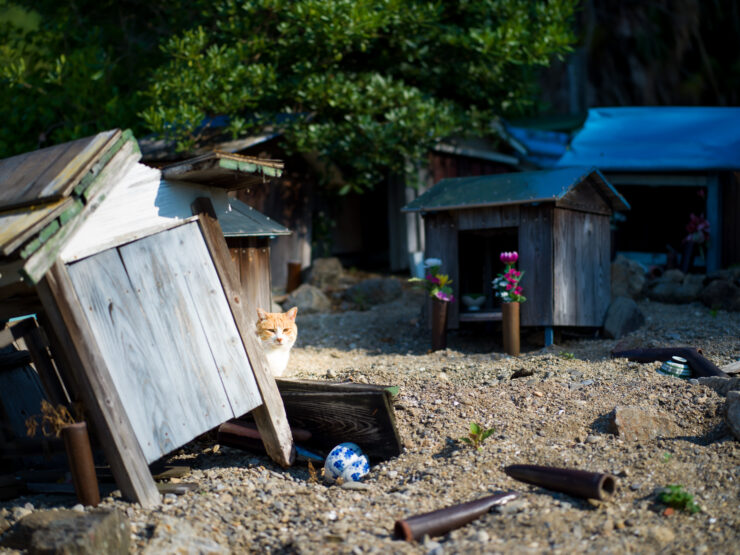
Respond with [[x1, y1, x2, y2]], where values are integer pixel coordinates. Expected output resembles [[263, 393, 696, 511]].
[[1, 278, 739, 554]]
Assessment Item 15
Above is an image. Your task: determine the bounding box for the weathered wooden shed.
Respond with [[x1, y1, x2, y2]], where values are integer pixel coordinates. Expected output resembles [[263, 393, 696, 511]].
[[403, 167, 630, 340], [0, 131, 294, 506]]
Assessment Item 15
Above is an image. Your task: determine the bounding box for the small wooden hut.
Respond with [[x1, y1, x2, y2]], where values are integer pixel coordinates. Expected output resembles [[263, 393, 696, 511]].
[[402, 167, 629, 341], [0, 131, 294, 506]]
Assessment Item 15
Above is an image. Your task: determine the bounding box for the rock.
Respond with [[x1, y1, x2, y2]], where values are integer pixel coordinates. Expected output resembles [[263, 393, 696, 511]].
[[611, 255, 646, 299], [143, 516, 229, 554], [699, 279, 740, 311], [603, 297, 645, 339], [1, 509, 130, 554], [608, 406, 682, 441], [647, 525, 676, 546], [695, 377, 740, 397], [726, 391, 740, 441], [284, 284, 332, 313], [721, 360, 740, 375], [343, 278, 402, 307], [645, 272, 705, 303], [308, 257, 344, 289]]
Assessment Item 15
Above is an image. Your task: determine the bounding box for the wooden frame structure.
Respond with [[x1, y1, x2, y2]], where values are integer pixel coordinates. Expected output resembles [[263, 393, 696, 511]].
[[0, 131, 294, 507]]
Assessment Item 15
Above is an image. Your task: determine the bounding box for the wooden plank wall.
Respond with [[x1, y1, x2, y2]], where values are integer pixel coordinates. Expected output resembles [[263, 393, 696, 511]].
[[457, 206, 520, 231], [424, 212, 460, 327], [519, 206, 554, 327], [552, 209, 611, 326], [66, 222, 262, 463], [228, 237, 272, 313]]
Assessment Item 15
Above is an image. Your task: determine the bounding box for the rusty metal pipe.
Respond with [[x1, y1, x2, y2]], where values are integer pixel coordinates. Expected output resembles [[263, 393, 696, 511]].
[[611, 347, 727, 378], [504, 465, 617, 500], [393, 492, 518, 542], [61, 422, 100, 507]]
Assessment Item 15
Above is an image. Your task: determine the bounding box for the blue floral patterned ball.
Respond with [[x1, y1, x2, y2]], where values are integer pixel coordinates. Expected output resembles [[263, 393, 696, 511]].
[[323, 442, 370, 483]]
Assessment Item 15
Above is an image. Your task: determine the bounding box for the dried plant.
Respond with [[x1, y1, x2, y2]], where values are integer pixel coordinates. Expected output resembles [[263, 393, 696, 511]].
[[25, 400, 78, 438], [307, 460, 319, 483]]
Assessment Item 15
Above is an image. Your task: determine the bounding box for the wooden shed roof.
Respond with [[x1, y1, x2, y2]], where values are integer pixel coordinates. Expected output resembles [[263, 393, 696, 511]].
[[402, 167, 629, 213], [221, 198, 291, 238], [161, 151, 283, 190]]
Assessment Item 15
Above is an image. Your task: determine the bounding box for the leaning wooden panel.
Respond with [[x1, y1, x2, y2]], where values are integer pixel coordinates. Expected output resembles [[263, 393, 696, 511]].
[[192, 198, 295, 467], [121, 222, 262, 417], [66, 247, 207, 462], [36, 262, 160, 507]]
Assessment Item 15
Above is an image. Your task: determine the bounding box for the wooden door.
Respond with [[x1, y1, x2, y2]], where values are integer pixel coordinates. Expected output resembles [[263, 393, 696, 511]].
[[66, 221, 262, 463]]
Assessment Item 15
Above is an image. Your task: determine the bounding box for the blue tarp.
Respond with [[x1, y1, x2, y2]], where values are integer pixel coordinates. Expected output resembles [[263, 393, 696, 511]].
[[556, 107, 740, 171]]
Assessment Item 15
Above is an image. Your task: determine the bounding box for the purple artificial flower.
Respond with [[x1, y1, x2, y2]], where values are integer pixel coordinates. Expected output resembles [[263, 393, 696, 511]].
[[500, 251, 519, 264], [435, 290, 454, 302], [426, 273, 440, 285]]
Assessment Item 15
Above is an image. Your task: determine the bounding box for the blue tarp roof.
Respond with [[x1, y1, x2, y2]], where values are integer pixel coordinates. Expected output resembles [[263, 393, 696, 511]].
[[556, 107, 740, 171]]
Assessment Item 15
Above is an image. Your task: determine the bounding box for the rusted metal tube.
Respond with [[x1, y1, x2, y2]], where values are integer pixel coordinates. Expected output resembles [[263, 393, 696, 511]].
[[611, 347, 727, 378], [219, 420, 312, 442], [286, 262, 302, 293], [430, 298, 448, 351], [393, 492, 518, 542], [504, 465, 617, 500], [61, 422, 100, 507]]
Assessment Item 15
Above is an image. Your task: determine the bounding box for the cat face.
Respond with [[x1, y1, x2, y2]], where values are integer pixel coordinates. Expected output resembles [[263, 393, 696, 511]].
[[255, 307, 298, 351]]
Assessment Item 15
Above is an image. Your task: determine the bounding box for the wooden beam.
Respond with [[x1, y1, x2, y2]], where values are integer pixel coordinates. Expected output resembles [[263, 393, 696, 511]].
[[36, 261, 160, 507], [192, 197, 295, 467]]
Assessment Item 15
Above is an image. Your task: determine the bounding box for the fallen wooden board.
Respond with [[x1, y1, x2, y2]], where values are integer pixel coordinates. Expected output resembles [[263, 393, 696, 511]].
[[235, 379, 402, 463]]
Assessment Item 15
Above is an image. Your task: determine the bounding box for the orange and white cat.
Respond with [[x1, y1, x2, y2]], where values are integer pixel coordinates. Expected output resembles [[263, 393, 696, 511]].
[[255, 307, 298, 377]]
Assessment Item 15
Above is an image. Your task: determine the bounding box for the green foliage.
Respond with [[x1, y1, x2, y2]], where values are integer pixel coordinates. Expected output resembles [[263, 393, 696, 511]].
[[143, 0, 577, 192], [460, 421, 495, 450], [661, 452, 672, 463], [0, 0, 206, 158], [560, 351, 575, 359], [658, 485, 701, 514]]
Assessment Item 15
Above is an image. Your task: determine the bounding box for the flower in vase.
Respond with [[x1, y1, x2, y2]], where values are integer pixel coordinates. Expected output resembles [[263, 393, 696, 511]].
[[500, 251, 518, 265], [409, 259, 455, 302], [492, 251, 526, 303]]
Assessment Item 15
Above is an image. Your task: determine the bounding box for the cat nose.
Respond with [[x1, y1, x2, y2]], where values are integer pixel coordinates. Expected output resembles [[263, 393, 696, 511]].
[[276, 337, 283, 343]]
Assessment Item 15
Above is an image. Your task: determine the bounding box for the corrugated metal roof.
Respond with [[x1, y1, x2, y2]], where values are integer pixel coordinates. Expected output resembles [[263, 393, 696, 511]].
[[556, 107, 740, 171], [221, 198, 291, 237], [402, 167, 629, 212]]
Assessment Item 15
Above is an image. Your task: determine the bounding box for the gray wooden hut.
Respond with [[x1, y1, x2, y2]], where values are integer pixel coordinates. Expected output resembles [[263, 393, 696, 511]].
[[402, 167, 629, 343], [0, 131, 294, 506]]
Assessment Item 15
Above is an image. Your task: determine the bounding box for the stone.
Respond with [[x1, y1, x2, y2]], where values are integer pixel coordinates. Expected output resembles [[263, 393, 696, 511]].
[[611, 255, 646, 299], [0, 509, 130, 554], [699, 279, 740, 311], [721, 360, 740, 375], [645, 272, 705, 304], [343, 278, 402, 307], [284, 284, 332, 314], [695, 377, 740, 397], [726, 391, 740, 441], [308, 257, 344, 289], [647, 525, 676, 546], [143, 516, 228, 555], [608, 406, 682, 441], [603, 297, 645, 339]]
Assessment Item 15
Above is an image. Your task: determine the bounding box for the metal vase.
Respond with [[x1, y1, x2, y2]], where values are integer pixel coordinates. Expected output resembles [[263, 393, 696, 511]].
[[61, 422, 100, 507], [430, 297, 448, 351], [504, 464, 617, 500], [394, 492, 518, 542], [501, 301, 520, 356]]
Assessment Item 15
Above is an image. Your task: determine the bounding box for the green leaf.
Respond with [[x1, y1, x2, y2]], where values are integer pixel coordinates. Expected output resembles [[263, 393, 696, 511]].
[[469, 422, 481, 435]]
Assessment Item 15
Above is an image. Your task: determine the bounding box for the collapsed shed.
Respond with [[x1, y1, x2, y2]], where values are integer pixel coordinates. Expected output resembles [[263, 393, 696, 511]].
[[0, 130, 294, 506], [403, 167, 629, 342]]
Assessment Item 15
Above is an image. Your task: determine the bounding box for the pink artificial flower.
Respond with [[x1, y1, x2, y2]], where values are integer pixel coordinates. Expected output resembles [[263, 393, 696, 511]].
[[500, 251, 519, 265], [514, 287, 523, 295], [506, 283, 514, 290], [426, 273, 440, 285], [435, 291, 454, 302]]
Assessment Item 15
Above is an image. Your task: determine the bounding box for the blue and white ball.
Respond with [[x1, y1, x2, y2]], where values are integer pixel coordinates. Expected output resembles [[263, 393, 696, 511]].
[[323, 442, 370, 483]]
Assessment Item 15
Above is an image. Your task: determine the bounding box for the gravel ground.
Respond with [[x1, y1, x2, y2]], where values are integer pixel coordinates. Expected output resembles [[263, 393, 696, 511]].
[[1, 278, 739, 554]]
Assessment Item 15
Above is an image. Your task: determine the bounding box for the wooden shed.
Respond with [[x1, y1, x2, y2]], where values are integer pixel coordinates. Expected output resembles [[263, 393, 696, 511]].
[[0, 130, 294, 506], [402, 167, 629, 341]]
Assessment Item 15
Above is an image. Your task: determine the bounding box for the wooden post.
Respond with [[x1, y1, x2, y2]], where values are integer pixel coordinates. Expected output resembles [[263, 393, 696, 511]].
[[36, 261, 160, 507], [192, 197, 295, 467], [286, 261, 302, 293], [502, 302, 520, 356]]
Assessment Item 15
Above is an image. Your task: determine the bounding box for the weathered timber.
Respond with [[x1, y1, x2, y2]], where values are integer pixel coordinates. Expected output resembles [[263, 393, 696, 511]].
[[228, 237, 273, 312], [271, 379, 402, 463], [192, 197, 295, 467], [21, 139, 140, 285], [0, 198, 73, 257], [36, 261, 160, 507]]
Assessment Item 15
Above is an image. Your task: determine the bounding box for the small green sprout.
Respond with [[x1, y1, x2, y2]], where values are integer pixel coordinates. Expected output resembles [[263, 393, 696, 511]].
[[658, 485, 701, 514], [460, 421, 495, 450], [560, 351, 575, 360], [709, 309, 718, 318], [661, 452, 672, 463]]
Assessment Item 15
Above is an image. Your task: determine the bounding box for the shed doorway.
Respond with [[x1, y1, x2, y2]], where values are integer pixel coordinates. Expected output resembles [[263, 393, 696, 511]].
[[458, 227, 518, 318]]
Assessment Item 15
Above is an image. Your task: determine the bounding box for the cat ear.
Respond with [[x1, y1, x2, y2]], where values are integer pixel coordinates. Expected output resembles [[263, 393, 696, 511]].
[[286, 306, 298, 320], [256, 308, 268, 321]]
